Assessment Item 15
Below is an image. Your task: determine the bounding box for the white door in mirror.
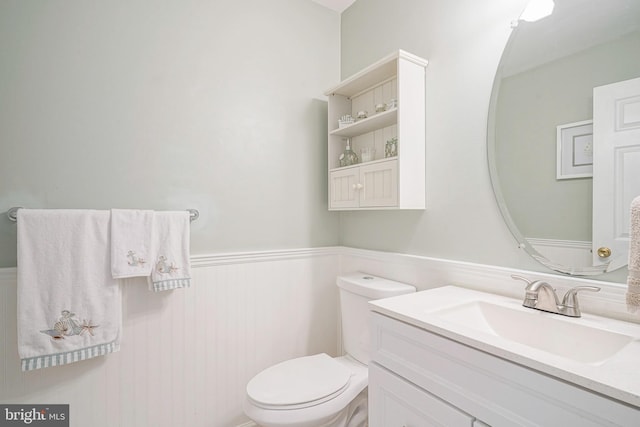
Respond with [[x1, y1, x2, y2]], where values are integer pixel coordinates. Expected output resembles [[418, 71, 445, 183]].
[[593, 77, 640, 271]]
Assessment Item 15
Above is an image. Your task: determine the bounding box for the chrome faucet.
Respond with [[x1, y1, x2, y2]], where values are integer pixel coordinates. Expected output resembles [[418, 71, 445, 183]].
[[511, 275, 600, 318]]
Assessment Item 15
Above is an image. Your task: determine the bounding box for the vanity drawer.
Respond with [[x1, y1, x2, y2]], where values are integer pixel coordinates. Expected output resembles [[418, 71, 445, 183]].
[[369, 362, 474, 427], [370, 312, 640, 427]]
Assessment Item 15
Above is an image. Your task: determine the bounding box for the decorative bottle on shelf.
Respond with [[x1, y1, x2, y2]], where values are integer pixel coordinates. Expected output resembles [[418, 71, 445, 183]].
[[339, 138, 359, 167], [385, 137, 398, 158]]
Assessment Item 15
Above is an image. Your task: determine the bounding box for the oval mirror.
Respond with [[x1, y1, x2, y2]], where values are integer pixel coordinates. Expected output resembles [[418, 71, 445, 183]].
[[488, 0, 640, 276]]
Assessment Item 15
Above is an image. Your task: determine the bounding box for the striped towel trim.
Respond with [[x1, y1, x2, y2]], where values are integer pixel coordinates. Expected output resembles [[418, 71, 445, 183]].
[[150, 278, 191, 292], [21, 341, 119, 372]]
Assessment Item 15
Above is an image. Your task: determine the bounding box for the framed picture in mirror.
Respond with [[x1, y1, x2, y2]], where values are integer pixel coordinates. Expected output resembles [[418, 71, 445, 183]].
[[556, 120, 593, 180]]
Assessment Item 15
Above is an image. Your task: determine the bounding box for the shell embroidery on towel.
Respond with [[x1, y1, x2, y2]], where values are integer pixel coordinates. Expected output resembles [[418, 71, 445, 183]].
[[155, 255, 179, 275], [41, 310, 99, 340], [127, 250, 147, 267]]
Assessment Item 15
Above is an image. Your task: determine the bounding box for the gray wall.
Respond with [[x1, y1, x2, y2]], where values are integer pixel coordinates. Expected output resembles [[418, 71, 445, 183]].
[[3, 0, 628, 281], [0, 0, 340, 267], [339, 0, 544, 271]]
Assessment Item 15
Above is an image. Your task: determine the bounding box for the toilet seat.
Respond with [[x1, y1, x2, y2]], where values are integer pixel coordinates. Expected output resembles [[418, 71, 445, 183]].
[[247, 353, 352, 410]]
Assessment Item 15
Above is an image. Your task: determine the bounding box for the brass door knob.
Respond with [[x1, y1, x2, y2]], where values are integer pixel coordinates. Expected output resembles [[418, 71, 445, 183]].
[[597, 247, 612, 258]]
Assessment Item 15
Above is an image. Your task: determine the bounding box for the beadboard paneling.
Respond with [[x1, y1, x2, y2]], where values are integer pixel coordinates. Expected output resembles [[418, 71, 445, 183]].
[[0, 251, 339, 427], [2, 246, 636, 427]]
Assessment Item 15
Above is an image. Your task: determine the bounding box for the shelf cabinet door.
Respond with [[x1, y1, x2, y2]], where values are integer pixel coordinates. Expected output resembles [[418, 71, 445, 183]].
[[329, 160, 399, 210], [329, 167, 360, 209], [369, 362, 474, 427], [359, 160, 398, 208]]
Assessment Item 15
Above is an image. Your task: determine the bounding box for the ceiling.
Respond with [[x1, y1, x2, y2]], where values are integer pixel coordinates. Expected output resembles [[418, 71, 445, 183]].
[[504, 0, 640, 77], [311, 0, 356, 13]]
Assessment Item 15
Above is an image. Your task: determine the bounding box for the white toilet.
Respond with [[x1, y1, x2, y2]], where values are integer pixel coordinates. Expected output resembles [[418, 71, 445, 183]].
[[243, 273, 416, 427]]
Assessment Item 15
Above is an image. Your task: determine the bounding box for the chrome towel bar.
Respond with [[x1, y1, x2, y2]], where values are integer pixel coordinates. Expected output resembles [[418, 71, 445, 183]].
[[6, 207, 200, 223]]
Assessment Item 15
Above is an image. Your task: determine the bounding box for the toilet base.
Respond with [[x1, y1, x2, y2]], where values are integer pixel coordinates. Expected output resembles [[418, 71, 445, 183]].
[[336, 388, 368, 427]]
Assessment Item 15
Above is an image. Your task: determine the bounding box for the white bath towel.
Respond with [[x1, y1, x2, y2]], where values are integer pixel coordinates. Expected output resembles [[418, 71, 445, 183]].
[[149, 211, 191, 292], [626, 196, 640, 312], [17, 209, 121, 371], [110, 209, 154, 278]]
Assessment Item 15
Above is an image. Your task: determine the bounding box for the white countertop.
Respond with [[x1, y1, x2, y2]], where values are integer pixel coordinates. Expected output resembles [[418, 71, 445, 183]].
[[369, 285, 640, 408]]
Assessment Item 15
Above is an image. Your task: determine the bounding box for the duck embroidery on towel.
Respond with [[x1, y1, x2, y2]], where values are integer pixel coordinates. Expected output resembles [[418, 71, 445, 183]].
[[41, 310, 99, 340], [155, 255, 179, 275], [126, 250, 146, 267]]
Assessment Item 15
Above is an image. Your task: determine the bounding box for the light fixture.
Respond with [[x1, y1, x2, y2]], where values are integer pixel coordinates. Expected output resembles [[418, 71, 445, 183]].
[[520, 0, 555, 22]]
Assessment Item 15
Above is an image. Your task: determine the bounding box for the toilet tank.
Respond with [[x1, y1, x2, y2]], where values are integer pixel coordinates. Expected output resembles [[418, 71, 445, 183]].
[[337, 273, 415, 365]]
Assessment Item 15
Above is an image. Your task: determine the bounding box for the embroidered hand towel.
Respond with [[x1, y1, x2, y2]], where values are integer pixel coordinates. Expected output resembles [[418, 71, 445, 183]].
[[149, 211, 191, 292], [17, 209, 121, 371], [110, 209, 154, 279], [626, 196, 640, 312]]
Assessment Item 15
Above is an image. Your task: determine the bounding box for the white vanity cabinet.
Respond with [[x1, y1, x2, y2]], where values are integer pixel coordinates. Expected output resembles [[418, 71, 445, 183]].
[[369, 311, 640, 426], [325, 50, 427, 211], [369, 362, 473, 426]]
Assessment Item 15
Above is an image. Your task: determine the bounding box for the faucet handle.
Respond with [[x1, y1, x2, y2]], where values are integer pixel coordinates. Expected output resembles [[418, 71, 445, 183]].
[[561, 286, 601, 307], [511, 274, 533, 286], [560, 286, 600, 317], [511, 275, 551, 294]]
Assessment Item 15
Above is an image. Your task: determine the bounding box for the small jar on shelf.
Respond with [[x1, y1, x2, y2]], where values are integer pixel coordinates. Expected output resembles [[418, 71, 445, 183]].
[[361, 147, 375, 162]]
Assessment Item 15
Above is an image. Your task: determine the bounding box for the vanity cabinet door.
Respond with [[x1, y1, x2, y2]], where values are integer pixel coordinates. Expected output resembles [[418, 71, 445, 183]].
[[369, 362, 474, 427]]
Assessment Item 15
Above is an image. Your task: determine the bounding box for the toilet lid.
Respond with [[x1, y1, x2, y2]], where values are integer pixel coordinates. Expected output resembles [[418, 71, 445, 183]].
[[246, 353, 352, 409]]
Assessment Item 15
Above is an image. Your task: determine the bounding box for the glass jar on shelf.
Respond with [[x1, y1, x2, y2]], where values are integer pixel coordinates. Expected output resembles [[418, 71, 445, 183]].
[[361, 147, 375, 162]]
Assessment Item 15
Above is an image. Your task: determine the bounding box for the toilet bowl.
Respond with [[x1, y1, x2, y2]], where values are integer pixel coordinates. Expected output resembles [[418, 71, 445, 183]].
[[244, 354, 367, 427], [243, 273, 416, 427]]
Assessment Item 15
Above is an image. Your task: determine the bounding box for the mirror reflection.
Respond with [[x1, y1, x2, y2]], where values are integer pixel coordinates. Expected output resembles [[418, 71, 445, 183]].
[[488, 0, 640, 276]]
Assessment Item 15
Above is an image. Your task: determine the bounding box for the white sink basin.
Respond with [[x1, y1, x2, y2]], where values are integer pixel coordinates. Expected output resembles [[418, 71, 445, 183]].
[[432, 300, 634, 364]]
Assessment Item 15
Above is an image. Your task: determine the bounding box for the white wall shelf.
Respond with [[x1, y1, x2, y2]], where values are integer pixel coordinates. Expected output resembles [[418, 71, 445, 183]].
[[329, 156, 397, 173], [325, 49, 427, 211], [329, 108, 397, 138]]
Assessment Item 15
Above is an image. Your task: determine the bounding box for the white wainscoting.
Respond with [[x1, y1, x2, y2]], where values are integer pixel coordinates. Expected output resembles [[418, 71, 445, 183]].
[[1, 246, 636, 427], [0, 249, 340, 427]]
